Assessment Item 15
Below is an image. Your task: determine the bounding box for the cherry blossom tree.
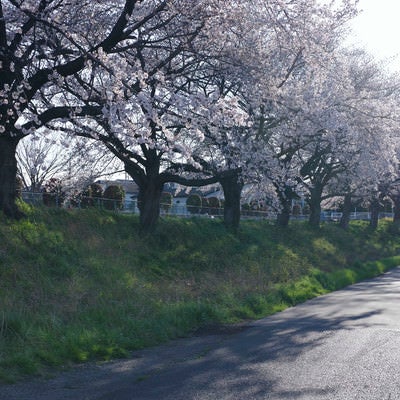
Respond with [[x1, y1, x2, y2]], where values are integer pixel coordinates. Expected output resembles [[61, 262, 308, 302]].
[[2, 0, 367, 235], [0, 0, 157, 218], [327, 50, 400, 229], [173, 0, 360, 230], [50, 1, 240, 231], [263, 45, 400, 227]]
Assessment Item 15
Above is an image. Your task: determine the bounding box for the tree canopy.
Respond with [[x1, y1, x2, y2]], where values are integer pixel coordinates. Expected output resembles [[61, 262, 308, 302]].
[[1, 0, 400, 231]]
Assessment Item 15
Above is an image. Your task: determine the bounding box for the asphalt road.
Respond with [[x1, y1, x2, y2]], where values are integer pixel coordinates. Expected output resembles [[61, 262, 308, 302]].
[[3, 267, 400, 400]]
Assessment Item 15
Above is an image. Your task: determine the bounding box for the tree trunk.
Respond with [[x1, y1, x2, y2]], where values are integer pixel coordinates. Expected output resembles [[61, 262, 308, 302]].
[[308, 184, 323, 227], [220, 173, 243, 232], [369, 198, 380, 230], [137, 178, 164, 233], [275, 185, 298, 227], [276, 198, 291, 227], [339, 193, 352, 230], [124, 152, 164, 233], [0, 136, 24, 219]]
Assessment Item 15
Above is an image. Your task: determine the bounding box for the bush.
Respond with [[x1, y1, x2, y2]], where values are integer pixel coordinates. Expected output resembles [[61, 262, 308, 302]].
[[187, 194, 202, 214], [292, 204, 301, 216], [201, 197, 209, 214], [160, 192, 173, 213], [103, 185, 125, 210], [68, 189, 80, 208], [207, 196, 221, 216], [89, 183, 103, 199], [42, 178, 65, 207], [241, 203, 251, 216], [80, 183, 103, 208]]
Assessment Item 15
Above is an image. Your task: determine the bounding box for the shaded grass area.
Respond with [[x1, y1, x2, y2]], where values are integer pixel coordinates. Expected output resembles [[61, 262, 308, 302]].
[[1, 204, 400, 382]]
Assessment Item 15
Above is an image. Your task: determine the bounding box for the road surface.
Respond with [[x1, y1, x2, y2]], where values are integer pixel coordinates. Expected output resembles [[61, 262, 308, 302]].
[[3, 267, 400, 399]]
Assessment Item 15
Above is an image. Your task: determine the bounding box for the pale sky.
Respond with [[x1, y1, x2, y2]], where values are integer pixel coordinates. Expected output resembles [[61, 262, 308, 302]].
[[349, 0, 400, 71]]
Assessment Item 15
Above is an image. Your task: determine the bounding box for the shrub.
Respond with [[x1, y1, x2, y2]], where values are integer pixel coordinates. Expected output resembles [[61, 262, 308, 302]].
[[292, 204, 301, 216], [201, 197, 209, 214], [68, 189, 81, 208], [207, 197, 221, 216], [103, 185, 125, 210], [160, 192, 173, 213], [79, 186, 93, 208], [80, 183, 103, 208], [42, 178, 65, 207], [187, 194, 202, 214], [241, 203, 251, 216], [90, 183, 103, 199]]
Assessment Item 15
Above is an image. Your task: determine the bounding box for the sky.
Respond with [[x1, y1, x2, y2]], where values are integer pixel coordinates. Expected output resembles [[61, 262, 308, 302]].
[[348, 0, 400, 72]]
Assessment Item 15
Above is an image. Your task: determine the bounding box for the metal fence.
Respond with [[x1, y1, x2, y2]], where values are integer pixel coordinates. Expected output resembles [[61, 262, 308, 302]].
[[22, 192, 126, 212], [21, 192, 395, 222]]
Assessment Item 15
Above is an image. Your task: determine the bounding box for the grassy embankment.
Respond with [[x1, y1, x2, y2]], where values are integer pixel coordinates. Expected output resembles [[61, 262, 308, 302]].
[[1, 202, 400, 382]]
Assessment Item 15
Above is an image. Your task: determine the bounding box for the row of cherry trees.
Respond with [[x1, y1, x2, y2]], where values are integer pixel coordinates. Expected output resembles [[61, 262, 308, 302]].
[[2, 0, 400, 232]]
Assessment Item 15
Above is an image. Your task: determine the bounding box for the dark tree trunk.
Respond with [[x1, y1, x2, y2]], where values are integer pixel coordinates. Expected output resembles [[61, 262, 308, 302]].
[[309, 203, 321, 227], [220, 173, 243, 232], [339, 193, 352, 230], [308, 184, 323, 227], [137, 178, 164, 233], [275, 184, 298, 227], [0, 136, 24, 219], [276, 198, 291, 227], [125, 155, 164, 233], [369, 198, 380, 230]]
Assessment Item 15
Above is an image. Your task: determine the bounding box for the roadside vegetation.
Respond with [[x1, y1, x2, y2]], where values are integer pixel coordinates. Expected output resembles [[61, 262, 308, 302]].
[[1, 203, 400, 382]]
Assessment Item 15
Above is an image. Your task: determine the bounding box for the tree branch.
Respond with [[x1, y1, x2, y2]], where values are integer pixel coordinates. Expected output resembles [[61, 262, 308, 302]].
[[21, 105, 102, 133]]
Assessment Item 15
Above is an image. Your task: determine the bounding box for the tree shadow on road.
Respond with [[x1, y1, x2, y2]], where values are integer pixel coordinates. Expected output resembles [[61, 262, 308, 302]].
[[4, 270, 398, 400], [117, 305, 384, 400]]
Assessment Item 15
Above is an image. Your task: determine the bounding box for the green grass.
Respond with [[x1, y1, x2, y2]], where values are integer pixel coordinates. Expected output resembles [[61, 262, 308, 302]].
[[1, 204, 400, 382]]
